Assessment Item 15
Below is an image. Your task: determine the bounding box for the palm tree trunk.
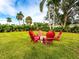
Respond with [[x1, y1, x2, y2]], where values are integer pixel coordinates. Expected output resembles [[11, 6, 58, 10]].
[[63, 15, 67, 28], [19, 20, 20, 25], [53, 5, 55, 29], [23, 19, 25, 25], [48, 6, 51, 30], [7, 22, 9, 25]]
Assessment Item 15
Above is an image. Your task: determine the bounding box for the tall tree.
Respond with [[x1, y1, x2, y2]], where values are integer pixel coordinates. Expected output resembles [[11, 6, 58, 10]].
[[25, 16, 32, 25], [6, 17, 12, 24], [60, 0, 79, 28], [40, 0, 79, 28], [16, 11, 24, 25], [40, 0, 61, 29]]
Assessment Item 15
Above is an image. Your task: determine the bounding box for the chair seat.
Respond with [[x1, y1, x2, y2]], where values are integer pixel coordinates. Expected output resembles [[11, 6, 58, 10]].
[[42, 35, 55, 45]]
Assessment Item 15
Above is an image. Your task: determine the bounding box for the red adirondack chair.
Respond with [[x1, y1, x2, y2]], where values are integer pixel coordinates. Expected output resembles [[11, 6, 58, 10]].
[[42, 31, 55, 44], [54, 31, 62, 41], [29, 30, 40, 43]]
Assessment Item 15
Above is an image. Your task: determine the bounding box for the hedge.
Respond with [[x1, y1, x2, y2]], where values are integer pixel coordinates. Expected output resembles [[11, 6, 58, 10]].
[[0, 23, 79, 33]]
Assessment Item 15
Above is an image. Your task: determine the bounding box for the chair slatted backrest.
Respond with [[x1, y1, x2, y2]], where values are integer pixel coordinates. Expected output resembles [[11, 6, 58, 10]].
[[46, 31, 55, 41], [29, 30, 36, 41], [44, 31, 55, 44], [29, 30, 40, 43]]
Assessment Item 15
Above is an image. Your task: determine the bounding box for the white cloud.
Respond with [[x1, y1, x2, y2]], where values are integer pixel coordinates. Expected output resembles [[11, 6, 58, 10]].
[[0, 0, 17, 16], [0, 0, 47, 24], [0, 18, 18, 25], [21, 2, 47, 22], [58, 9, 64, 14], [0, 19, 7, 24]]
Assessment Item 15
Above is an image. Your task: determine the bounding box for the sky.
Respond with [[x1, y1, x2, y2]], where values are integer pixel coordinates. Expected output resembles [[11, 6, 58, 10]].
[[0, 0, 47, 24]]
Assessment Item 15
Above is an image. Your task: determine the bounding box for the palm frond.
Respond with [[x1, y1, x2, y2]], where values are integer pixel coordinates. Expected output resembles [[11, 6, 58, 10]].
[[40, 0, 46, 12]]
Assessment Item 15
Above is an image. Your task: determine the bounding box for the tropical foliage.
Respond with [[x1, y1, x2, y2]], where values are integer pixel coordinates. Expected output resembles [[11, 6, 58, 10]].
[[6, 17, 12, 24], [25, 16, 32, 24], [0, 23, 79, 33], [16, 11, 24, 25], [40, 0, 79, 28], [60, 0, 79, 28]]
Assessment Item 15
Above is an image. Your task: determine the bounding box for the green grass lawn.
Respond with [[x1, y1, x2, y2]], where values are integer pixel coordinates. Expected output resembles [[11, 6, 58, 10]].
[[0, 31, 79, 59]]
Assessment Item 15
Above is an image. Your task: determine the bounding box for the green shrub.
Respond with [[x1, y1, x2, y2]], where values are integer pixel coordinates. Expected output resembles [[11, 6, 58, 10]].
[[33, 23, 49, 31], [0, 23, 79, 33], [71, 26, 79, 33], [24, 25, 31, 31], [52, 27, 63, 32], [64, 26, 79, 33]]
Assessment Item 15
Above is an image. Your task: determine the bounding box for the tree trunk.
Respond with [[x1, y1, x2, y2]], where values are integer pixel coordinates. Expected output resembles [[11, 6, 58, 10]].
[[23, 19, 25, 25], [19, 20, 20, 25], [53, 5, 55, 29], [7, 22, 9, 25], [48, 6, 51, 30], [63, 15, 67, 28]]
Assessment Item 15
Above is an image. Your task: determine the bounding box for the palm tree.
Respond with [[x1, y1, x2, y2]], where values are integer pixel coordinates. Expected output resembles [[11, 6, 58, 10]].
[[40, 0, 79, 28], [7, 17, 12, 24], [16, 11, 24, 25], [25, 16, 32, 25], [60, 0, 79, 28], [40, 0, 61, 29]]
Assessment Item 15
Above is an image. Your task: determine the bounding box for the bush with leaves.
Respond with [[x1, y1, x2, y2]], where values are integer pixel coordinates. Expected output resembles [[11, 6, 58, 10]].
[[70, 26, 79, 33], [64, 25, 79, 33], [52, 27, 63, 32], [0, 23, 79, 33]]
